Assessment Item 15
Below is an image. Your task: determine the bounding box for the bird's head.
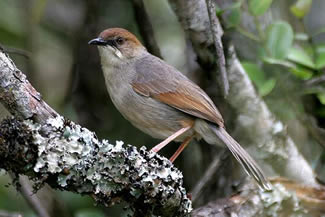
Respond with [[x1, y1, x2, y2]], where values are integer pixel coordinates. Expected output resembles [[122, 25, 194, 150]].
[[89, 28, 146, 65]]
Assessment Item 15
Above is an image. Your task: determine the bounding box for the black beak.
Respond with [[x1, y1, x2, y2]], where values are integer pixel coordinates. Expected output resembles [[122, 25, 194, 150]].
[[88, 38, 107, 46]]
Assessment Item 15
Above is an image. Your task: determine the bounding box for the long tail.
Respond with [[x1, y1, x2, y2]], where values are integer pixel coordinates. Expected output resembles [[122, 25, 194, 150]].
[[211, 126, 272, 190]]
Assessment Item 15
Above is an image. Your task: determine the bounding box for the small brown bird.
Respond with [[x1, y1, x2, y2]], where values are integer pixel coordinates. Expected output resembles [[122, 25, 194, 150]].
[[89, 28, 271, 190]]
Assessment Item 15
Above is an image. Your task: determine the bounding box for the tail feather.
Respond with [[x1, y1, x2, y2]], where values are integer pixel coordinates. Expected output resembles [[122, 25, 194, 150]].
[[212, 126, 272, 191]]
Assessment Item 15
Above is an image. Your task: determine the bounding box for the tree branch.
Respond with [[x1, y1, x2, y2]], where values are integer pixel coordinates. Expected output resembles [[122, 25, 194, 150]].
[[168, 0, 213, 68], [0, 51, 69, 217], [0, 51, 192, 216], [190, 150, 226, 203], [0, 117, 191, 216], [205, 0, 229, 97], [10, 174, 50, 217], [0, 210, 22, 217], [304, 73, 325, 88], [168, 0, 227, 97], [168, 0, 318, 187], [0, 52, 57, 123], [131, 0, 162, 58], [192, 178, 325, 216], [225, 44, 317, 186]]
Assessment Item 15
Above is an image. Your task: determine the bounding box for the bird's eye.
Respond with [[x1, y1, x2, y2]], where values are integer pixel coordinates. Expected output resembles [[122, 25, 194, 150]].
[[116, 37, 125, 45]]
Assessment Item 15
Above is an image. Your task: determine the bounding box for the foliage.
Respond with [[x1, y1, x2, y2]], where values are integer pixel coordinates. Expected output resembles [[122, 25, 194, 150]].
[[0, 0, 324, 216], [218, 0, 325, 120]]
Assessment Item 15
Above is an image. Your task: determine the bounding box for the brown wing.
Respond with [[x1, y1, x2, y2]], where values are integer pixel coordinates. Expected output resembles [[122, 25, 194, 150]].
[[131, 55, 224, 127]]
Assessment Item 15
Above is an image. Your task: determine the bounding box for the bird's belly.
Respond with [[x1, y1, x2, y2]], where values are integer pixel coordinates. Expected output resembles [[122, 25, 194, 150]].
[[109, 86, 191, 140]]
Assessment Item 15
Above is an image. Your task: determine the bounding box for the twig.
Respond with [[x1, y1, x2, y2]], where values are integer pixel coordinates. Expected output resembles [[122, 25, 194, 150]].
[[0, 45, 30, 59], [192, 198, 238, 217], [191, 150, 226, 203], [235, 26, 260, 42], [17, 176, 71, 217], [205, 0, 229, 97], [131, 0, 162, 58], [14, 175, 50, 217], [304, 73, 325, 87], [0, 211, 22, 217], [303, 115, 325, 149]]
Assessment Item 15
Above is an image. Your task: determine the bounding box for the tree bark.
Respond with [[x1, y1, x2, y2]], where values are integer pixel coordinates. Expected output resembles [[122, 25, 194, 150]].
[[169, 0, 317, 187], [0, 50, 191, 217]]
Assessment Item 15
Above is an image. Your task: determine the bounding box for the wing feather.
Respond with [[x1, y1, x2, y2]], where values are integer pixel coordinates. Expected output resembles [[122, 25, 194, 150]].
[[131, 55, 224, 127]]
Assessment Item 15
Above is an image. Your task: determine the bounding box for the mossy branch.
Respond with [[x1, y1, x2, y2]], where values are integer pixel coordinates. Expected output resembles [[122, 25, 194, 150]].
[[0, 51, 192, 216]]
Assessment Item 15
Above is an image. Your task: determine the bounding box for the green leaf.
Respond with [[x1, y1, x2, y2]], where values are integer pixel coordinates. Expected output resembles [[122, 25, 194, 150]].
[[263, 57, 296, 68], [216, 4, 222, 15], [228, 1, 242, 10], [248, 0, 273, 16], [226, 2, 242, 27], [290, 66, 313, 80], [0, 1, 24, 36], [242, 62, 265, 84], [76, 209, 106, 217], [287, 46, 315, 68], [228, 8, 241, 27], [216, 1, 241, 16], [316, 107, 325, 117], [242, 62, 276, 96], [315, 44, 325, 69], [265, 21, 294, 60], [260, 79, 276, 96], [317, 93, 325, 105], [290, 0, 312, 18]]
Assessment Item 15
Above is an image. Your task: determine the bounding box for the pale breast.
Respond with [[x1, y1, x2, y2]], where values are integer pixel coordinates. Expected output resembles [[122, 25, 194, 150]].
[[101, 54, 194, 141], [104, 74, 191, 140]]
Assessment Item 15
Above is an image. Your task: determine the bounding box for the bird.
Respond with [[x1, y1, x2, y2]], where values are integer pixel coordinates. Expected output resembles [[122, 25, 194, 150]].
[[88, 28, 271, 190]]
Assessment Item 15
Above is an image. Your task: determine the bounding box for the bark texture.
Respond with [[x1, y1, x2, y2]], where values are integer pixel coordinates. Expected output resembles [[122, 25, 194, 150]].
[[169, 0, 317, 187], [0, 51, 191, 217]]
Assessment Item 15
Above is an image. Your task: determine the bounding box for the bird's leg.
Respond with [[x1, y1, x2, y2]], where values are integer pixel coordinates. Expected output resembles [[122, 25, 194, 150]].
[[169, 133, 195, 163], [150, 126, 191, 153]]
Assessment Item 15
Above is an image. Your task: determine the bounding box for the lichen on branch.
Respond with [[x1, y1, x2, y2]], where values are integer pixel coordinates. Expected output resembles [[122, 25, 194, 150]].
[[0, 116, 192, 217]]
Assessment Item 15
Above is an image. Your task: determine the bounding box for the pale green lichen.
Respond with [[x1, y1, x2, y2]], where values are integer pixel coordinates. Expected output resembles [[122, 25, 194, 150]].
[[272, 121, 284, 135], [235, 182, 309, 217], [259, 183, 307, 216], [25, 116, 191, 216]]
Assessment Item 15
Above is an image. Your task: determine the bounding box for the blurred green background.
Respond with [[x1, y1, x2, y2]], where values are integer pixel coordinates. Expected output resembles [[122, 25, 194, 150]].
[[0, 1, 190, 216], [0, 0, 325, 216]]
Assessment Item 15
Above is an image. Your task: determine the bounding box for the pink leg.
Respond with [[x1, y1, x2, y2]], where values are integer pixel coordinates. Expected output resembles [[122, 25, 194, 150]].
[[169, 134, 195, 163], [150, 126, 191, 152]]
